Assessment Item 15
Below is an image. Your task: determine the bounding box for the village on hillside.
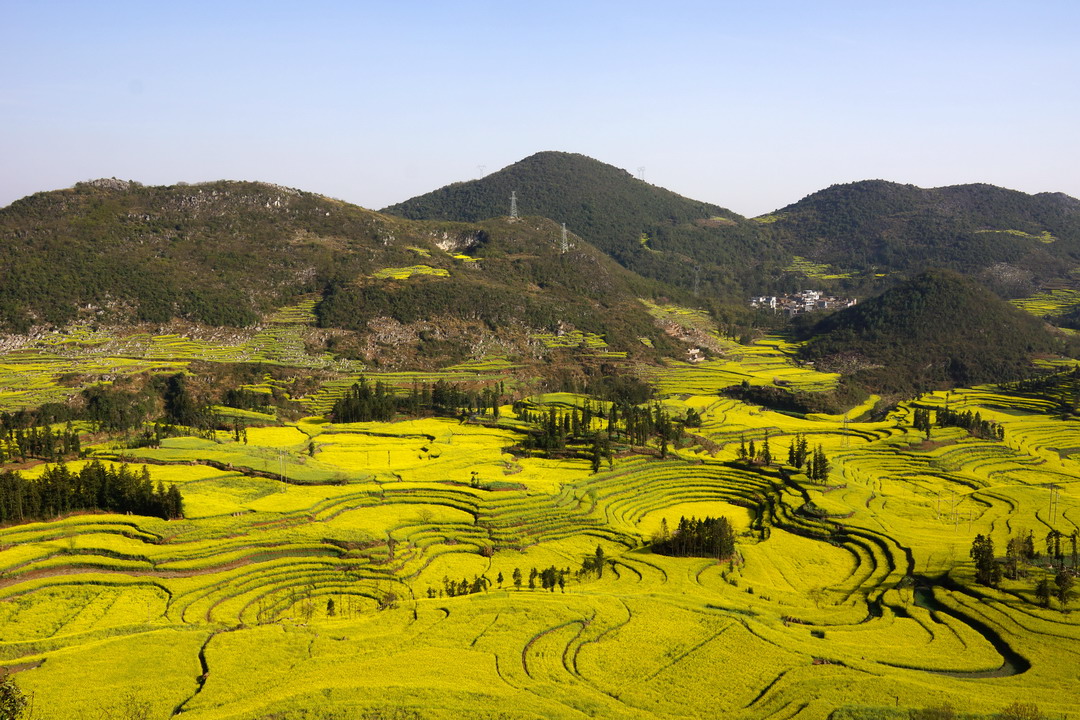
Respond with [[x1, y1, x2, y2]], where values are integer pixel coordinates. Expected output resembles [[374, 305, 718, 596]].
[[750, 290, 857, 316]]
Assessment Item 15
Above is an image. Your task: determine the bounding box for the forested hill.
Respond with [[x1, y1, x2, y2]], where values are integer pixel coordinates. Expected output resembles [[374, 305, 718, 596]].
[[0, 179, 395, 331], [0, 179, 675, 360], [799, 269, 1065, 392], [763, 180, 1080, 295], [382, 151, 782, 297]]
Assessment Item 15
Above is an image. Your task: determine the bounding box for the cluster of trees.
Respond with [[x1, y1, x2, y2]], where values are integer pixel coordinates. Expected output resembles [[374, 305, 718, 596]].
[[331, 377, 398, 423], [332, 378, 506, 424], [970, 534, 1002, 586], [1003, 367, 1080, 417], [516, 399, 682, 462], [579, 545, 611, 579], [734, 433, 831, 484], [909, 701, 1049, 720], [0, 461, 183, 524], [1043, 528, 1079, 568], [1005, 528, 1080, 579], [1034, 570, 1075, 610], [723, 381, 869, 419], [0, 422, 81, 463], [973, 531, 1078, 611], [1003, 531, 1038, 579], [606, 402, 680, 451], [82, 374, 218, 436], [912, 407, 934, 439], [651, 515, 737, 560], [737, 434, 773, 466], [1, 404, 79, 431], [782, 434, 831, 483], [435, 574, 491, 597], [81, 383, 157, 432], [515, 405, 592, 451], [129, 422, 188, 449], [937, 406, 1005, 440], [222, 387, 273, 412]]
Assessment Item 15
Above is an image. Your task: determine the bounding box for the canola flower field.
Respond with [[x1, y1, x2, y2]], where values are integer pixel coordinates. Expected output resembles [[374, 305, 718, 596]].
[[0, 308, 1079, 719]]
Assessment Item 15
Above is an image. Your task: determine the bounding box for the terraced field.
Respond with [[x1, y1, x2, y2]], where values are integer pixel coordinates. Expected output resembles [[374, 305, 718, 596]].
[[0, 298, 534, 415], [1011, 288, 1080, 318], [1, 315, 1079, 718]]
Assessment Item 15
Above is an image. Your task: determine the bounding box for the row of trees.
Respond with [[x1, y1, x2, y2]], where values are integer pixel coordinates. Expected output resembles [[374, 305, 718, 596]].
[[0, 461, 183, 524], [0, 422, 81, 463], [429, 565, 572, 598], [937, 406, 1005, 441], [332, 378, 507, 424], [330, 377, 398, 423], [735, 433, 832, 483]]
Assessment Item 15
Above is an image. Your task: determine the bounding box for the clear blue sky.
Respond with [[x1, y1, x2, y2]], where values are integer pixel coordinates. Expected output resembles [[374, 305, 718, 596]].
[[2, 0, 1078, 216]]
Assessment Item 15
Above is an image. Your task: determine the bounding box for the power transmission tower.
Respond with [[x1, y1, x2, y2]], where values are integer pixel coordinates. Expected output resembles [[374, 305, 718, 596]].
[[637, 166, 646, 182], [693, 264, 701, 295], [477, 165, 486, 177], [509, 191, 519, 221], [1048, 483, 1060, 524], [560, 223, 569, 254]]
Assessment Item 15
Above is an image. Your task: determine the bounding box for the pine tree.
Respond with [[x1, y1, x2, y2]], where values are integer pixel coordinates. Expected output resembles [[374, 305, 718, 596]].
[[1035, 577, 1053, 608], [1055, 569, 1075, 610], [970, 534, 1001, 586]]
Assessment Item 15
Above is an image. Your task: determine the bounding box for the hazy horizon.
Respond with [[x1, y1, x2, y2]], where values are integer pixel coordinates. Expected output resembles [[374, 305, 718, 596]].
[[3, 1, 1078, 217]]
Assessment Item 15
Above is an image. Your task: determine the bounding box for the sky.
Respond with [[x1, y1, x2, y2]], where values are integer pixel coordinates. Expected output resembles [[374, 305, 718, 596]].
[[2, 0, 1078, 217]]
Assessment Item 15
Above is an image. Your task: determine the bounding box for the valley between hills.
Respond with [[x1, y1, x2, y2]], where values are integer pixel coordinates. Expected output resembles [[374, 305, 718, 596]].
[[0, 153, 1078, 720]]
